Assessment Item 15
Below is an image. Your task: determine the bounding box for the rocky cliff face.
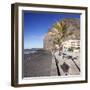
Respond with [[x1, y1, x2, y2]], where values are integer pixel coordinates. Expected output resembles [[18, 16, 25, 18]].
[[43, 18, 80, 51], [43, 28, 58, 51]]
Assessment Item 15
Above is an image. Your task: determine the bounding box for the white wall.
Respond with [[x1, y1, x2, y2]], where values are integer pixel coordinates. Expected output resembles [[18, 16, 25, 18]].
[[0, 0, 89, 90]]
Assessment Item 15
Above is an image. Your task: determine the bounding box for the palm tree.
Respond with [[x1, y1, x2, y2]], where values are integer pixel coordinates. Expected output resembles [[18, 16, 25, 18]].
[[53, 21, 67, 55], [51, 20, 74, 75]]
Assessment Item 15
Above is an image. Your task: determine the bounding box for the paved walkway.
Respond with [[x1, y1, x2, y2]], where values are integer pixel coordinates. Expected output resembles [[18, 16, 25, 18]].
[[54, 51, 80, 76]]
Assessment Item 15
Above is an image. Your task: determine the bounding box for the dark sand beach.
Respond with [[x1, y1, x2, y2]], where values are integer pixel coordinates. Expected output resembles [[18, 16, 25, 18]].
[[23, 49, 53, 77]]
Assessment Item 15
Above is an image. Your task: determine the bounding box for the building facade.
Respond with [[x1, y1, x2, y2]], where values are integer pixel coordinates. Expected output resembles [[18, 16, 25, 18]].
[[62, 39, 80, 52]]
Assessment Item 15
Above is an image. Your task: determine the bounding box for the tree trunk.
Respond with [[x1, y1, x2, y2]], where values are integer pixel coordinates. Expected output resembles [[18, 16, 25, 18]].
[[58, 44, 61, 56]]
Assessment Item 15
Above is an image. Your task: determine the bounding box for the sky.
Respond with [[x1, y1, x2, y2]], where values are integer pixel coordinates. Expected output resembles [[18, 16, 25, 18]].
[[23, 11, 80, 49]]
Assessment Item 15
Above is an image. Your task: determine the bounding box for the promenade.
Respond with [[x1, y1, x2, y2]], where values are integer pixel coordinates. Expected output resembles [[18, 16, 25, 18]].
[[23, 49, 80, 77]]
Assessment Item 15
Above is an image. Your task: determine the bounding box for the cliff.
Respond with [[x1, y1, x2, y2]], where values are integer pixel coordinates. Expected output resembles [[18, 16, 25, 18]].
[[43, 18, 80, 51]]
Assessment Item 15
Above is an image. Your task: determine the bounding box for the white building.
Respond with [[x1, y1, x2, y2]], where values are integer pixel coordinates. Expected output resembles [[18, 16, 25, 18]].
[[62, 39, 80, 52]]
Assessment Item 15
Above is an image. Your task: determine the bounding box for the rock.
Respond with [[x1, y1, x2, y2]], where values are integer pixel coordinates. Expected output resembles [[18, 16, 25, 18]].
[[43, 18, 80, 51]]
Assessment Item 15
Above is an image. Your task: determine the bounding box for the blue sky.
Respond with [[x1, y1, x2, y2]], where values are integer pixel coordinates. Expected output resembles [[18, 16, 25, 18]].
[[23, 11, 80, 49]]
